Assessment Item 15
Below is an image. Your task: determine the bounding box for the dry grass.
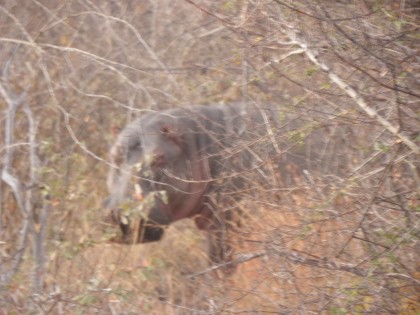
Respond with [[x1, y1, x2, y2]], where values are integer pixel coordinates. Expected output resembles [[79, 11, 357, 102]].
[[2, 188, 419, 314]]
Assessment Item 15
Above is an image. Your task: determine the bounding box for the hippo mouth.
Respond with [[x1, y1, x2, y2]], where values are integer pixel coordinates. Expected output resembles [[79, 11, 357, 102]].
[[110, 190, 172, 244]]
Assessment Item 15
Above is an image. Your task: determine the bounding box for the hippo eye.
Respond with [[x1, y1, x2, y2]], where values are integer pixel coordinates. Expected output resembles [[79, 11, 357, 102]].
[[161, 125, 181, 146]]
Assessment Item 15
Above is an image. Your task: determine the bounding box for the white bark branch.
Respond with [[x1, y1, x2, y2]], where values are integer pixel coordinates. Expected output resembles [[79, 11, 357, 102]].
[[281, 29, 419, 154], [0, 80, 30, 288], [0, 82, 27, 214]]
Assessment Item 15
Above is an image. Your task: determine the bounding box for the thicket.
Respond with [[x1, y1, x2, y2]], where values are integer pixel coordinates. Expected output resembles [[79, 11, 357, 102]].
[[1, 1, 418, 314]]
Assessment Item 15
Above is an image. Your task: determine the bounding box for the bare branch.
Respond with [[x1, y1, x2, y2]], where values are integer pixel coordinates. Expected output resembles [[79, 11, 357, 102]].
[[272, 247, 368, 277], [188, 252, 266, 278], [0, 82, 27, 214], [0, 220, 30, 287], [279, 29, 419, 154], [189, 247, 371, 279], [71, 11, 177, 86], [0, 76, 30, 288]]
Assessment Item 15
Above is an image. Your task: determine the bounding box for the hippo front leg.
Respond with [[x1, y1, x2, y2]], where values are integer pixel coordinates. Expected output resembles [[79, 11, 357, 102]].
[[138, 219, 166, 243], [118, 218, 166, 244], [194, 205, 233, 266], [107, 220, 168, 245]]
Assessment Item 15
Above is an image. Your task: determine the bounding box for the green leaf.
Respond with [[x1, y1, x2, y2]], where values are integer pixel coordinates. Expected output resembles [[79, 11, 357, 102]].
[[305, 66, 317, 77], [74, 293, 97, 305]]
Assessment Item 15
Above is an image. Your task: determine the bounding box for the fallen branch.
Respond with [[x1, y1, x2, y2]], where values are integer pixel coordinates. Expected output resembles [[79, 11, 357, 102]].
[[272, 248, 368, 277], [188, 248, 370, 278], [187, 252, 266, 278]]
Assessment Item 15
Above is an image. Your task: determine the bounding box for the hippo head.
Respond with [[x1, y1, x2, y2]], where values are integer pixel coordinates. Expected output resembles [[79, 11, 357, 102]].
[[102, 110, 210, 244]]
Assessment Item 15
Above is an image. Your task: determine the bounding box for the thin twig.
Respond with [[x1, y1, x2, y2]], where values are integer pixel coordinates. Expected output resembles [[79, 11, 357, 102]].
[[187, 252, 266, 278], [279, 29, 419, 154]]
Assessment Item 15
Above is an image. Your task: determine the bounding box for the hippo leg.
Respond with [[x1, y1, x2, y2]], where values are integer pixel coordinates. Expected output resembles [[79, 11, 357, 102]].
[[136, 195, 172, 243], [118, 218, 165, 244], [137, 220, 165, 243], [115, 195, 171, 244], [194, 204, 233, 266]]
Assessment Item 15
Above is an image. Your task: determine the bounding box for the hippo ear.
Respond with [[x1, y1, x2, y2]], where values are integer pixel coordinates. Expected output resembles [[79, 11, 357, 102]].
[[127, 139, 142, 164], [161, 124, 182, 146]]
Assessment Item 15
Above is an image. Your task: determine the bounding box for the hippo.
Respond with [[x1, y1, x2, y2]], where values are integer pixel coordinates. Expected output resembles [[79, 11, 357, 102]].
[[103, 103, 279, 263]]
